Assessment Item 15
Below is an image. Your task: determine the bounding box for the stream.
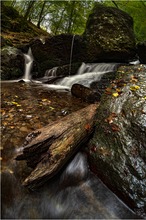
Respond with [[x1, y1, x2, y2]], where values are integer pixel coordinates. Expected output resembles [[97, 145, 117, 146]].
[[1, 62, 140, 219]]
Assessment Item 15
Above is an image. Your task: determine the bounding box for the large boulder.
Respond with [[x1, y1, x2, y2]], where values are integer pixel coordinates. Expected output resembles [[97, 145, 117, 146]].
[[87, 64, 146, 216], [83, 4, 136, 62]]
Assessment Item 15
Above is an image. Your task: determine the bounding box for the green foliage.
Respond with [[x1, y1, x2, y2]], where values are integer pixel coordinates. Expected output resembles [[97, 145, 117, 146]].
[[103, 0, 146, 42], [2, 0, 146, 41]]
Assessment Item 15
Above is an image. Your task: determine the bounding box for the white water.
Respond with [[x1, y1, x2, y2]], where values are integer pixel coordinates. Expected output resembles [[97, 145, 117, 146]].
[[49, 62, 118, 90], [42, 62, 118, 90], [45, 67, 58, 77], [23, 48, 34, 82]]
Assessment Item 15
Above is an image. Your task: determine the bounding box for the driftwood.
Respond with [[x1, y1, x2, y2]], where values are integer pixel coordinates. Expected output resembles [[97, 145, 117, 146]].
[[15, 104, 98, 190], [71, 83, 101, 103]]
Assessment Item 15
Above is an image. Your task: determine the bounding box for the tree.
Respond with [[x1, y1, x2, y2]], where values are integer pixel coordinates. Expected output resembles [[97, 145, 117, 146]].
[[24, 0, 35, 20], [37, 1, 47, 28]]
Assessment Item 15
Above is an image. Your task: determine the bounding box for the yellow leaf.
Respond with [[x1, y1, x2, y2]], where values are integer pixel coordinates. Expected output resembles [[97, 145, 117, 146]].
[[112, 92, 119, 97], [116, 88, 121, 93], [130, 85, 140, 91]]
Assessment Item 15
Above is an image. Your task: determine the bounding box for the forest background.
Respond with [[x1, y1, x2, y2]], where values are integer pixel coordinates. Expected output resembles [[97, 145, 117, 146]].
[[2, 0, 146, 42]]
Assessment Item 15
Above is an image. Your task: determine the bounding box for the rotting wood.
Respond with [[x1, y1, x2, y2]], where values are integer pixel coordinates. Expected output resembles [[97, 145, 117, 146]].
[[15, 104, 98, 190]]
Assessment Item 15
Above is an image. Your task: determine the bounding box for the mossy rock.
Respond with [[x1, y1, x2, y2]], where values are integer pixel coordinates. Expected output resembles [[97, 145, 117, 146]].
[[87, 64, 146, 216], [83, 4, 136, 62]]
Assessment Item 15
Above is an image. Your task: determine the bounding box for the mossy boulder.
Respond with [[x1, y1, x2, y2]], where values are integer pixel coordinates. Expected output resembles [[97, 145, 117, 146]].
[[83, 4, 136, 62], [1, 46, 24, 80], [87, 64, 146, 216]]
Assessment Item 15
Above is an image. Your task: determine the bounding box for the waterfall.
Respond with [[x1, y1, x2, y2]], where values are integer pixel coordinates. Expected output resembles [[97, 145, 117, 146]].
[[23, 48, 33, 82], [54, 62, 118, 89], [69, 35, 75, 76], [42, 62, 119, 90], [45, 67, 58, 77]]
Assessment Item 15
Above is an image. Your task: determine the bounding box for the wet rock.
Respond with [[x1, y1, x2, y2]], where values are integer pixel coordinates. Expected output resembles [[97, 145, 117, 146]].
[[137, 41, 146, 64], [1, 46, 24, 80], [87, 64, 146, 216], [30, 35, 86, 76], [83, 4, 136, 62], [71, 83, 101, 103]]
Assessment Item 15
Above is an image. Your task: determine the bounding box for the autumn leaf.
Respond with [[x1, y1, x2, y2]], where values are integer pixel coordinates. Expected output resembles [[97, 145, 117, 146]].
[[105, 113, 117, 124], [85, 124, 91, 131], [130, 75, 138, 83], [130, 85, 140, 91], [111, 123, 120, 132], [112, 92, 119, 97], [105, 87, 112, 95]]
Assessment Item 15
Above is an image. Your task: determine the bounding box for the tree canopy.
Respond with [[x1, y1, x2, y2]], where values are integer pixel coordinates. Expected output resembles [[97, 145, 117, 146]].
[[2, 0, 146, 41]]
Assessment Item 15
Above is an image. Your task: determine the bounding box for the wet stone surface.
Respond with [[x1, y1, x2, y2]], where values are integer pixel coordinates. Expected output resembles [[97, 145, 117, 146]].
[[87, 64, 146, 217]]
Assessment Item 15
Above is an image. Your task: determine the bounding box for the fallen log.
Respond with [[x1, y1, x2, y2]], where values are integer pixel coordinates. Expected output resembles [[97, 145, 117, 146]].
[[15, 104, 98, 190], [71, 83, 101, 103]]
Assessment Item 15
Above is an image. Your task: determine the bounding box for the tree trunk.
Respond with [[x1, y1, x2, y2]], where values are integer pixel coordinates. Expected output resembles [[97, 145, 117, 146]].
[[16, 104, 98, 190], [24, 1, 35, 20], [37, 1, 46, 28]]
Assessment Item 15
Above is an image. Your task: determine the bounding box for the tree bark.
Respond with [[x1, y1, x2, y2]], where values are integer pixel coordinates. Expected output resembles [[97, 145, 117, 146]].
[[16, 104, 98, 190]]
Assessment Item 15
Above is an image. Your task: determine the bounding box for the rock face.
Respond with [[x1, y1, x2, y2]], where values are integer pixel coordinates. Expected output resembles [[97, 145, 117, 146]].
[[30, 34, 86, 76], [83, 4, 136, 62], [87, 64, 146, 215], [1, 47, 24, 80], [137, 41, 146, 64]]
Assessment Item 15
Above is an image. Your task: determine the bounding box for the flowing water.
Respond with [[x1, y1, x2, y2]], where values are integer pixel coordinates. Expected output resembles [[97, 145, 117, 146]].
[[23, 48, 34, 82], [1, 51, 140, 219], [42, 62, 119, 90]]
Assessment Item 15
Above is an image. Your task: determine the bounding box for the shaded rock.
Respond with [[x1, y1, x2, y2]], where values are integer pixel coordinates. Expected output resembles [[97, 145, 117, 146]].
[[87, 64, 146, 215], [137, 41, 146, 64], [83, 4, 136, 62], [71, 83, 101, 103], [1, 46, 24, 80], [30, 34, 86, 76]]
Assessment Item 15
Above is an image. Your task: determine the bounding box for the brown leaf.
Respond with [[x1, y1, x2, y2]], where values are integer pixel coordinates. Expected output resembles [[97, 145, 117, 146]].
[[105, 113, 117, 124], [111, 123, 120, 132], [85, 124, 91, 131]]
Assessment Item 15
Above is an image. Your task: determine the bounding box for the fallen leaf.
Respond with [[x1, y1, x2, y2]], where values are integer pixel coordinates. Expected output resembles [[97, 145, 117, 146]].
[[130, 85, 140, 91], [130, 75, 138, 83], [105, 113, 117, 124], [112, 92, 119, 97], [111, 123, 120, 132], [85, 124, 91, 131]]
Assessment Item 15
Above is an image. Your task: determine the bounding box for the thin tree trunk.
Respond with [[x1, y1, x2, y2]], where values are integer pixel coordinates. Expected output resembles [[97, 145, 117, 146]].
[[111, 1, 119, 8], [24, 1, 35, 20], [37, 1, 46, 28], [67, 1, 75, 34]]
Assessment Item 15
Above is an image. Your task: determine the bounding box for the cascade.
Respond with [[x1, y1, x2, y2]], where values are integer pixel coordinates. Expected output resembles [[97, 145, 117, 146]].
[[45, 67, 58, 77], [54, 62, 118, 89], [23, 47, 33, 82], [69, 35, 75, 76]]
